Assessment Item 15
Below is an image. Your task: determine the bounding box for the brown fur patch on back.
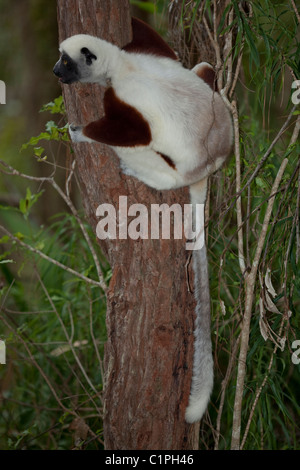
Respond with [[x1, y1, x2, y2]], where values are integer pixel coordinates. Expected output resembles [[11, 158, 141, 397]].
[[123, 17, 177, 61]]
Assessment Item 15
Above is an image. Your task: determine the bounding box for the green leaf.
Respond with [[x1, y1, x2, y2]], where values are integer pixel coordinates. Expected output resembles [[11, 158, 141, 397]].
[[19, 188, 44, 219], [21, 122, 69, 152], [21, 133, 51, 151], [40, 95, 65, 114], [34, 147, 44, 157], [255, 177, 267, 190], [34, 241, 45, 251], [129, 0, 156, 13], [14, 232, 24, 240], [0, 235, 10, 243], [243, 19, 260, 68], [45, 120, 57, 132]]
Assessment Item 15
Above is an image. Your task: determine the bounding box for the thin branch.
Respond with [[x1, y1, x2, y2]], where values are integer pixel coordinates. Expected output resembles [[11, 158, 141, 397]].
[[222, 7, 234, 97], [51, 179, 107, 293], [222, 105, 297, 220], [240, 310, 288, 449], [0, 224, 103, 288], [231, 158, 288, 450], [229, 40, 245, 99], [290, 0, 300, 23], [0, 314, 76, 415], [0, 158, 107, 293], [214, 333, 241, 450], [36, 269, 101, 400], [289, 114, 300, 147], [0, 159, 53, 183], [232, 100, 246, 274], [203, 15, 222, 90]]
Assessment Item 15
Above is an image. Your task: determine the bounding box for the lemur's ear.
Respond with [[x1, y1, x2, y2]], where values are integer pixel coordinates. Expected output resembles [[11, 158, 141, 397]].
[[81, 47, 97, 65]]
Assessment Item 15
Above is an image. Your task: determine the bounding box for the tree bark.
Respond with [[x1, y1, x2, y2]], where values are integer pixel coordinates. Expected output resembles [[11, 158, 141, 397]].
[[56, 0, 197, 450]]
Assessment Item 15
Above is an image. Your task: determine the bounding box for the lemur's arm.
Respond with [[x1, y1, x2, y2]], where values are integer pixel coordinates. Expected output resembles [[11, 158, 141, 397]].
[[70, 88, 151, 146]]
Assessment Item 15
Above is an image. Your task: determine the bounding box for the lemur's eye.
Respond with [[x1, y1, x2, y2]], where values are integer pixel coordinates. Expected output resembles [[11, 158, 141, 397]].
[[63, 59, 68, 65]]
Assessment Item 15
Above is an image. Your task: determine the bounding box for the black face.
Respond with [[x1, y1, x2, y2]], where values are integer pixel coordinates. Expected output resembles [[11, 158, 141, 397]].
[[53, 53, 80, 84]]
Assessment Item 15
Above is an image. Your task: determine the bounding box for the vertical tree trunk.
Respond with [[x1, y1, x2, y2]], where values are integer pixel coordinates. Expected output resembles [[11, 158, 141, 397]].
[[56, 0, 198, 450]]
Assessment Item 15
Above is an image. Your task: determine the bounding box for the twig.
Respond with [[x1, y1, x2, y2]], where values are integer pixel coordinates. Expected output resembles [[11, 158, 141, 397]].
[[290, 0, 300, 23], [232, 100, 246, 274], [0, 314, 76, 415], [229, 40, 245, 99], [0, 158, 107, 293], [51, 179, 107, 293], [203, 15, 222, 90], [222, 105, 297, 220], [230, 158, 288, 450], [2, 314, 102, 445], [222, 7, 234, 97], [240, 309, 288, 449], [66, 158, 76, 199], [289, 114, 300, 147], [36, 269, 101, 399], [214, 333, 241, 450], [0, 159, 53, 183], [0, 224, 103, 288]]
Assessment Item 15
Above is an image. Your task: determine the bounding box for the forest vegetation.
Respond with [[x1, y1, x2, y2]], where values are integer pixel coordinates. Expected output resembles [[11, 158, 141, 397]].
[[0, 0, 299, 450]]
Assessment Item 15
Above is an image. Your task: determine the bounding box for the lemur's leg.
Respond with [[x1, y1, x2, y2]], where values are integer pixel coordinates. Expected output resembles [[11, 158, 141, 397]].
[[192, 62, 218, 92]]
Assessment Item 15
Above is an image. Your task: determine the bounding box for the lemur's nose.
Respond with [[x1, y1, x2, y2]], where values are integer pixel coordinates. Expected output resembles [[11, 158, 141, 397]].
[[53, 61, 62, 77]]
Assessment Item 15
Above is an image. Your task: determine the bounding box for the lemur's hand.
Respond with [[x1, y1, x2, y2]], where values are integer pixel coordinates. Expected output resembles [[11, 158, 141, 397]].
[[69, 124, 94, 143]]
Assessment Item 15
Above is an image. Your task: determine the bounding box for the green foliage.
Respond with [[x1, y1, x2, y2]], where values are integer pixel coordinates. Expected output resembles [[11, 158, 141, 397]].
[[20, 98, 69, 162], [129, 0, 166, 14], [40, 96, 66, 115], [1, 0, 299, 451], [171, 0, 300, 450], [19, 188, 44, 220], [130, 0, 157, 13], [0, 97, 109, 450], [0, 206, 109, 449], [208, 127, 300, 449]]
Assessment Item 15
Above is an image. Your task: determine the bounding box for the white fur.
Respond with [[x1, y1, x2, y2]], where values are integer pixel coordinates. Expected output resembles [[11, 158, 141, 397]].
[[60, 35, 232, 189], [59, 35, 122, 86], [58, 34, 233, 422]]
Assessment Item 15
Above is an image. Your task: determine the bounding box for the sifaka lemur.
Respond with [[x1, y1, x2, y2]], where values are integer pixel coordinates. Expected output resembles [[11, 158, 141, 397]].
[[53, 18, 233, 423]]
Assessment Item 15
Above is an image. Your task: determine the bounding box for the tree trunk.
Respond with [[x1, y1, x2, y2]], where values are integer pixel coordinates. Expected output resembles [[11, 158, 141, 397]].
[[56, 0, 198, 450]]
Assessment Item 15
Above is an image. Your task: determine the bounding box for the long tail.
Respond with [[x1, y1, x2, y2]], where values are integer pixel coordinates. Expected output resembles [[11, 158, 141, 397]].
[[185, 178, 214, 423]]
